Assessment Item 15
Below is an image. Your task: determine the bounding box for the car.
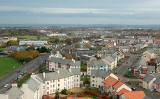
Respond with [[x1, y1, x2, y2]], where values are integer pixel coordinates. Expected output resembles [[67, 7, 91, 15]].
[[131, 87, 136, 91], [18, 75, 22, 79], [4, 84, 9, 88]]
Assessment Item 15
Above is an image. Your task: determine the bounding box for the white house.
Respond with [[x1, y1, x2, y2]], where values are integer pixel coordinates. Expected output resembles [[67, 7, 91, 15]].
[[30, 69, 80, 95], [90, 70, 111, 88], [46, 51, 80, 72]]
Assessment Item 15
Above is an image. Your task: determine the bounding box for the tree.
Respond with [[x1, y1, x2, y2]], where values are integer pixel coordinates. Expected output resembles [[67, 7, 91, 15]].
[[10, 50, 39, 62], [64, 54, 72, 59], [37, 46, 50, 53], [65, 38, 72, 45], [53, 38, 60, 44], [55, 91, 59, 99]]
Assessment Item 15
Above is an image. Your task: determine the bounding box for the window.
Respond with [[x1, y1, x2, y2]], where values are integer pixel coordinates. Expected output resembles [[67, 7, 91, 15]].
[[58, 63, 61, 68], [58, 84, 60, 86], [92, 84, 94, 87], [67, 64, 70, 69]]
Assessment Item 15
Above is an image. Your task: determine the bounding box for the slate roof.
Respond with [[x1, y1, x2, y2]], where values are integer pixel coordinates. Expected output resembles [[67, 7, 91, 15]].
[[38, 69, 79, 81], [87, 60, 106, 67], [91, 70, 111, 78], [50, 57, 80, 67], [71, 68, 81, 75], [6, 86, 24, 99], [142, 74, 155, 82], [26, 78, 40, 92]]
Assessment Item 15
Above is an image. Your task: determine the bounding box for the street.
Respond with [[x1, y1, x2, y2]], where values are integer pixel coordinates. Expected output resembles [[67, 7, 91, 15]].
[[0, 53, 49, 93], [117, 54, 138, 75]]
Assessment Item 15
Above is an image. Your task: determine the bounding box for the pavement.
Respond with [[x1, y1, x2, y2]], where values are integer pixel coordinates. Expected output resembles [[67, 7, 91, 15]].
[[0, 53, 49, 93]]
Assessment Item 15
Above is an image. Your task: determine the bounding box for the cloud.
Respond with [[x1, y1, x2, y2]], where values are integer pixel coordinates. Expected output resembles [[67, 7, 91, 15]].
[[0, 6, 137, 15], [0, 6, 111, 14]]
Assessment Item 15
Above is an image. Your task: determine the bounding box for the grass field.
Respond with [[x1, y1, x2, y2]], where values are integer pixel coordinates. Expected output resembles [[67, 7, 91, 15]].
[[0, 57, 22, 77]]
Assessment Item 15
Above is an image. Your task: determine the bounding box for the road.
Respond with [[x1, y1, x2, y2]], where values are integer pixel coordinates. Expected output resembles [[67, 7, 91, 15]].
[[0, 53, 49, 93], [117, 54, 138, 75]]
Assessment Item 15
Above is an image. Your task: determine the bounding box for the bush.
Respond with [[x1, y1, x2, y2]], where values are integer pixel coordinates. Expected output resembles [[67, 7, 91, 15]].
[[55, 91, 59, 99], [124, 72, 136, 78], [61, 89, 67, 95]]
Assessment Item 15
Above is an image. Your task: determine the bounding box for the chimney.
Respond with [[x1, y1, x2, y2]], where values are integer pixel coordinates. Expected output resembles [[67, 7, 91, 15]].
[[57, 70, 60, 74], [43, 72, 46, 78]]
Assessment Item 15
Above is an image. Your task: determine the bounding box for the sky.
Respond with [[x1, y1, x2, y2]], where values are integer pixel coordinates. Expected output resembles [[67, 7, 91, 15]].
[[0, 0, 160, 25]]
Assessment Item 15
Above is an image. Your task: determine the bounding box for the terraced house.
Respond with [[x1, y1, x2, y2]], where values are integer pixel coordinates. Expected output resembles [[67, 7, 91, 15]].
[[0, 69, 80, 99], [87, 56, 117, 75], [46, 51, 80, 71]]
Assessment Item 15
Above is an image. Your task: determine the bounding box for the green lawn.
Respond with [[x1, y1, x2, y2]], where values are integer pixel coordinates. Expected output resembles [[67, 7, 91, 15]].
[[0, 57, 22, 77]]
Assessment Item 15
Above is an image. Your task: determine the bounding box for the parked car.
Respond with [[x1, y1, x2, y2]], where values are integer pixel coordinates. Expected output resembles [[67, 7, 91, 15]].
[[4, 84, 9, 88]]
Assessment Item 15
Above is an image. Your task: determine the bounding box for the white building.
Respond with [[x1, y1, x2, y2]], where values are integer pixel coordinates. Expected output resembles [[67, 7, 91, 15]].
[[32, 69, 80, 95], [46, 51, 80, 72], [90, 70, 115, 89], [19, 41, 48, 46]]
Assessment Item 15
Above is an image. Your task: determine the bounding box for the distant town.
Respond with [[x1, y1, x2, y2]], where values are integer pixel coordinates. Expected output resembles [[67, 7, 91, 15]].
[[0, 26, 160, 99]]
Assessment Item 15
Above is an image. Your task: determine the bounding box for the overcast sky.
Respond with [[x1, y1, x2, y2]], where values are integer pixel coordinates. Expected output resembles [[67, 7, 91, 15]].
[[0, 0, 160, 24]]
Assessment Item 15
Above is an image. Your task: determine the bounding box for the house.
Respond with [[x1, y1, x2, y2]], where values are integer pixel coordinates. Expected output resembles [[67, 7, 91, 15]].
[[119, 91, 146, 99], [33, 69, 80, 95], [103, 75, 132, 98], [141, 73, 160, 92], [46, 51, 80, 72], [87, 59, 109, 75], [0, 84, 24, 99], [140, 73, 156, 90], [21, 78, 43, 99], [102, 56, 117, 70], [90, 70, 112, 89]]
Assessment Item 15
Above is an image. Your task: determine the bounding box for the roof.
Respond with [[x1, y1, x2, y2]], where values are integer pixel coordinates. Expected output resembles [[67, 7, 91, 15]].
[[113, 81, 123, 89], [123, 91, 146, 99], [26, 78, 40, 92], [70, 68, 81, 75], [117, 88, 130, 96], [87, 59, 106, 67], [91, 70, 111, 78], [67, 97, 91, 99], [6, 86, 24, 99], [38, 69, 79, 81], [50, 57, 80, 67], [104, 76, 118, 87], [142, 74, 155, 82]]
